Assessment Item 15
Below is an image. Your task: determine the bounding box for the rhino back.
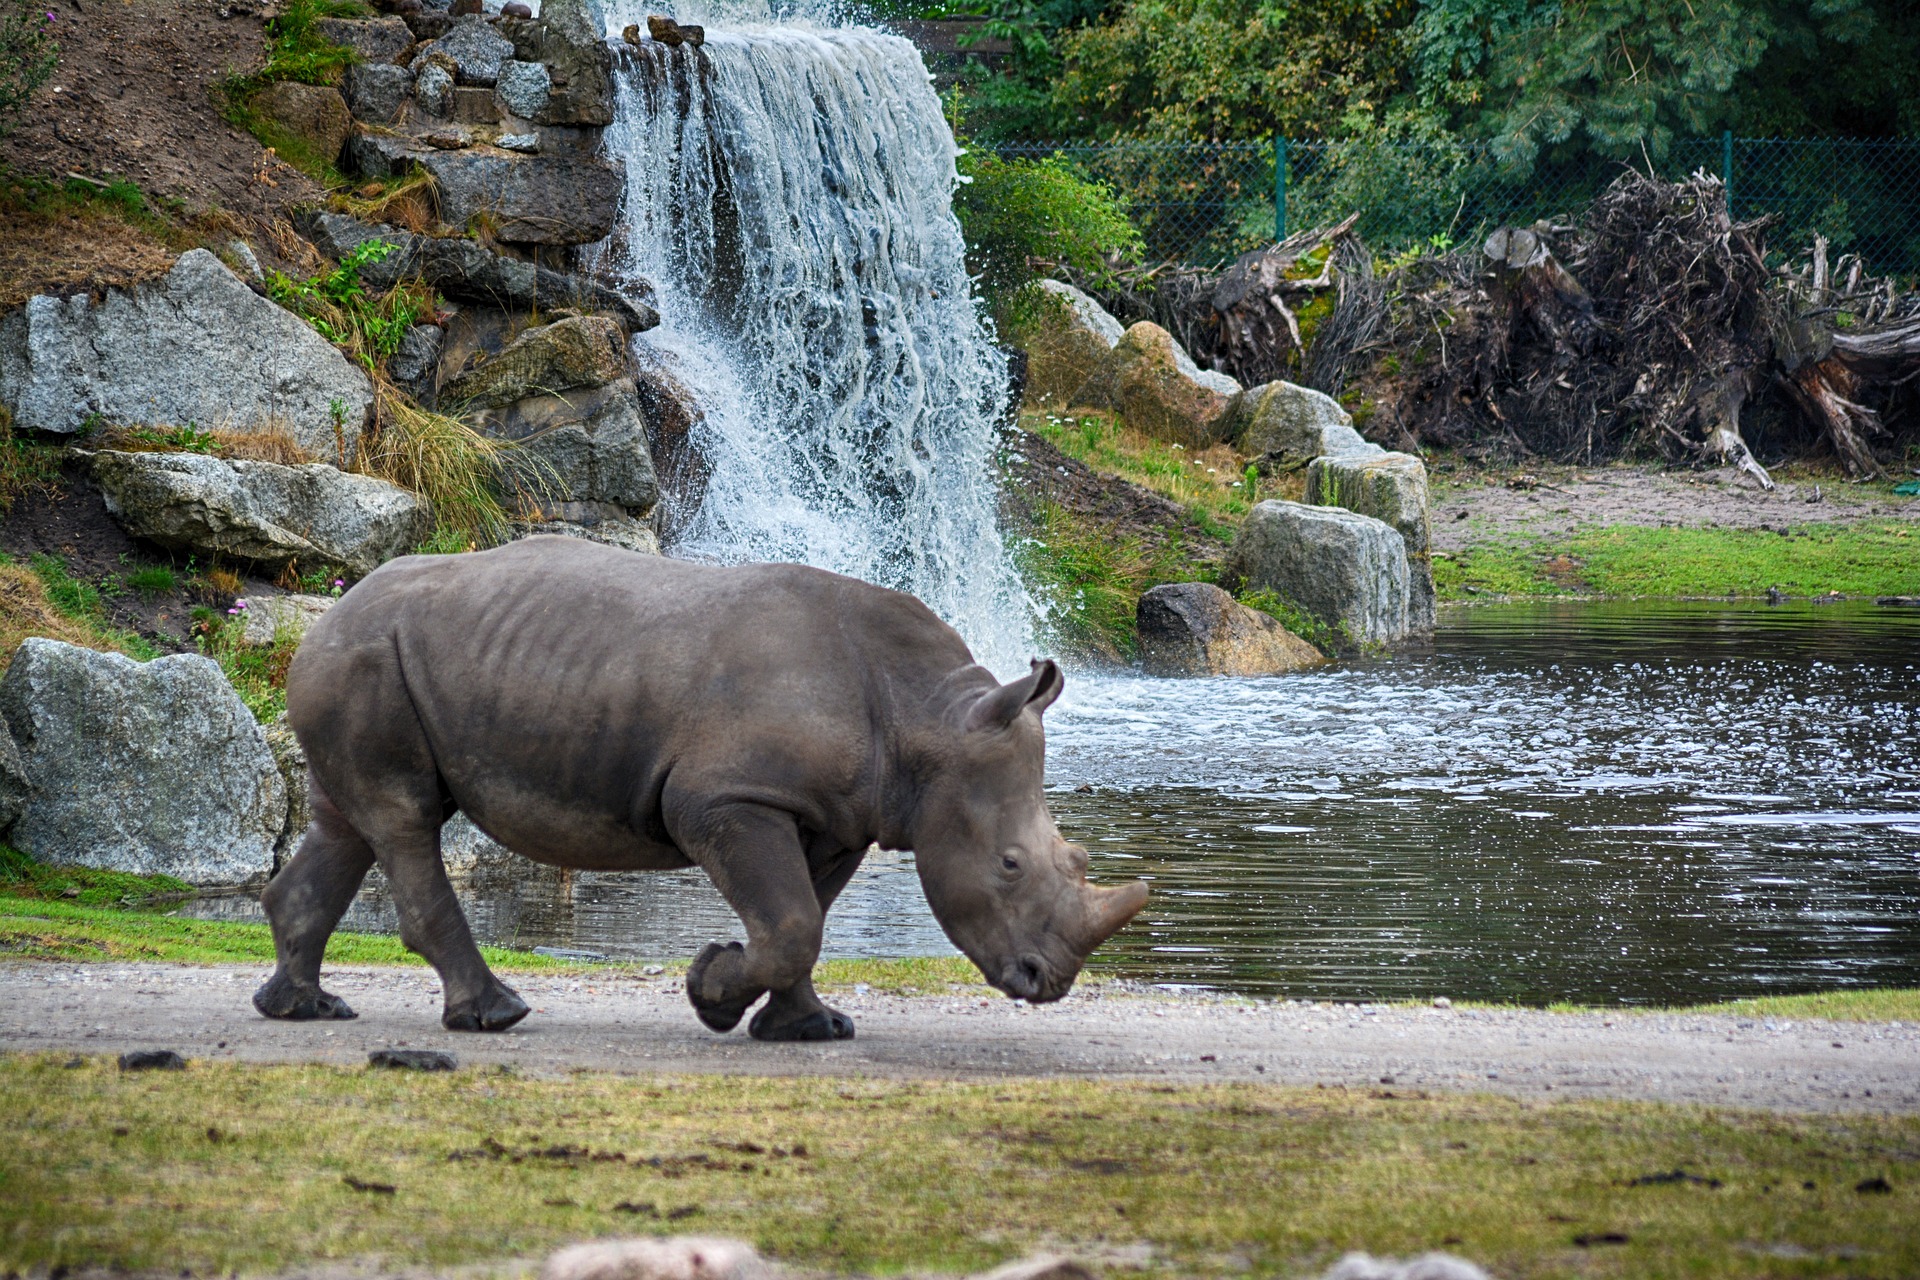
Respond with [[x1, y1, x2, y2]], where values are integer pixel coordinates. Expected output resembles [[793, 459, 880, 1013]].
[[287, 537, 972, 866]]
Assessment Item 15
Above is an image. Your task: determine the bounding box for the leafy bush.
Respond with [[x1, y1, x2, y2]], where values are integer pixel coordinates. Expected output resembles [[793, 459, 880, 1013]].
[[0, 0, 57, 139], [953, 141, 1142, 322], [266, 239, 433, 371]]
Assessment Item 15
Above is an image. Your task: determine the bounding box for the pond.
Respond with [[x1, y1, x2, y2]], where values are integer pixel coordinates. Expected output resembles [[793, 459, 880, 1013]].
[[188, 601, 1920, 1005]]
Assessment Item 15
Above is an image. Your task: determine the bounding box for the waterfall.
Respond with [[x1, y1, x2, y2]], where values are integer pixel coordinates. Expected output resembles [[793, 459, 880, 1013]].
[[587, 17, 1035, 671]]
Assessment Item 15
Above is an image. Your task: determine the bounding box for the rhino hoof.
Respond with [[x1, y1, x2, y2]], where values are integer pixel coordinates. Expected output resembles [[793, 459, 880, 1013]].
[[442, 986, 530, 1032], [749, 1006, 855, 1042], [687, 941, 754, 1032], [254, 973, 359, 1021]]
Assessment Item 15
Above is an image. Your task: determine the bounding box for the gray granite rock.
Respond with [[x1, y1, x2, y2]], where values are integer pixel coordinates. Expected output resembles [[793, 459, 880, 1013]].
[[388, 323, 445, 399], [1221, 500, 1410, 646], [0, 718, 31, 834], [414, 60, 455, 115], [417, 148, 623, 244], [478, 379, 660, 516], [0, 639, 286, 885], [494, 59, 551, 118], [316, 15, 415, 64], [409, 14, 514, 85], [343, 62, 413, 124], [0, 250, 372, 460], [440, 314, 627, 408], [1306, 450, 1435, 633], [1225, 380, 1382, 470], [236, 593, 336, 648], [262, 717, 311, 867], [249, 80, 352, 166], [92, 452, 430, 578]]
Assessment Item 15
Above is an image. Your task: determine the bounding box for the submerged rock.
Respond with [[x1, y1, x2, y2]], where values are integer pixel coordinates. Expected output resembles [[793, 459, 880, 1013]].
[[0, 250, 373, 459], [1221, 500, 1410, 646], [1020, 280, 1124, 408], [1077, 321, 1240, 447], [1225, 380, 1381, 471], [1306, 450, 1436, 633], [92, 452, 430, 578], [1136, 582, 1325, 677], [0, 639, 286, 885]]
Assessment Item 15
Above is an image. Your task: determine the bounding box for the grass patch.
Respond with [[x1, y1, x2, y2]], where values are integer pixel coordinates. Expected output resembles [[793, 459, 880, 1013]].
[[215, 0, 371, 183], [1, 1057, 1915, 1278], [1239, 587, 1344, 655], [1026, 409, 1264, 540], [1657, 988, 1920, 1023], [1012, 499, 1151, 663], [0, 846, 193, 909], [0, 896, 983, 993], [195, 611, 298, 723], [1434, 523, 1920, 601], [0, 551, 159, 667], [0, 410, 64, 513], [363, 383, 524, 549]]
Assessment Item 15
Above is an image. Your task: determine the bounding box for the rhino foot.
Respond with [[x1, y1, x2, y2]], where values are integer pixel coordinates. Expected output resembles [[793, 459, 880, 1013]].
[[749, 1004, 855, 1042], [442, 984, 531, 1032], [687, 941, 760, 1032], [254, 972, 358, 1021]]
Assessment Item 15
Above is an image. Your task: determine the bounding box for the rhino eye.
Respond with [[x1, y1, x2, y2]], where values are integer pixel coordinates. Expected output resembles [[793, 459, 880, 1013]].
[[1001, 855, 1020, 871]]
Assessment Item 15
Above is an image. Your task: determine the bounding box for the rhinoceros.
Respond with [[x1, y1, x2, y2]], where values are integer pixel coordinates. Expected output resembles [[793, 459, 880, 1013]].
[[255, 537, 1148, 1041]]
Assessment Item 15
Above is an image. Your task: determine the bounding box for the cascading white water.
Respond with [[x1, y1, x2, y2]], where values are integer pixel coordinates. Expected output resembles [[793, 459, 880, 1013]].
[[587, 16, 1035, 671]]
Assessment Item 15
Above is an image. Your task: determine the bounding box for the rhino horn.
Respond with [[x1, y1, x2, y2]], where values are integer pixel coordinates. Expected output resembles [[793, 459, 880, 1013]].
[[1082, 880, 1149, 950]]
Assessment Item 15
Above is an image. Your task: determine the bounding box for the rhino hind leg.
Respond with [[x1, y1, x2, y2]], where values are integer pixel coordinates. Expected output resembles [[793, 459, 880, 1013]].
[[376, 830, 530, 1032], [255, 780, 376, 1021], [678, 802, 855, 1041]]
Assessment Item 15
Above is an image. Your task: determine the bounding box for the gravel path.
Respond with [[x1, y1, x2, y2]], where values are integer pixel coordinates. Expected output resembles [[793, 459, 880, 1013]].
[[3, 962, 1915, 1113]]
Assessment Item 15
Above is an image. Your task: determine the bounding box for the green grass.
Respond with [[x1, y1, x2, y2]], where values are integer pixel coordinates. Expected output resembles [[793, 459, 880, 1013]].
[[1658, 988, 1920, 1023], [1239, 587, 1344, 655], [1011, 499, 1153, 663], [125, 565, 177, 597], [2, 1057, 1915, 1279], [1027, 409, 1257, 539], [16, 552, 160, 660], [0, 894, 984, 992], [1434, 523, 1920, 601]]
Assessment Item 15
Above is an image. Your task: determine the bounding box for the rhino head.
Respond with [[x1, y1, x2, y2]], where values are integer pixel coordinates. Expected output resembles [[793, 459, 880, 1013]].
[[910, 659, 1149, 1002]]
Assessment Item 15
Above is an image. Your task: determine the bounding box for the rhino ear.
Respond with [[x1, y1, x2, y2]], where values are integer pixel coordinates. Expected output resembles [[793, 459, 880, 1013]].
[[966, 659, 1064, 733]]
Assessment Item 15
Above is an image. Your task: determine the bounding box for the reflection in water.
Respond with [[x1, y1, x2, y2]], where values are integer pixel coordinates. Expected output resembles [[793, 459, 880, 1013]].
[[190, 602, 1920, 1004]]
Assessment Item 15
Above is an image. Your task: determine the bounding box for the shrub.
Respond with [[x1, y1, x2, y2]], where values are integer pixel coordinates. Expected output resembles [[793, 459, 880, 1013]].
[[951, 125, 1143, 323], [266, 239, 434, 371], [0, 0, 57, 140], [362, 383, 526, 549]]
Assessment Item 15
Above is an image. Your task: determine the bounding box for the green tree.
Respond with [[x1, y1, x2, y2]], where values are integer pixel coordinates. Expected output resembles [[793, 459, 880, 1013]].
[[1051, 0, 1419, 141]]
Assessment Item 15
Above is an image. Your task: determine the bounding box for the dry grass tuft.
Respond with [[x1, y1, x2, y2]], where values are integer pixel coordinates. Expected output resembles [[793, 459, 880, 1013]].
[[207, 425, 317, 466], [0, 563, 114, 672], [360, 380, 541, 547], [328, 172, 437, 235]]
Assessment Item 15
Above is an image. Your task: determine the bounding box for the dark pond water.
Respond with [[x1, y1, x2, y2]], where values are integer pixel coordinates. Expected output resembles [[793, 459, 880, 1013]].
[[188, 602, 1920, 1005]]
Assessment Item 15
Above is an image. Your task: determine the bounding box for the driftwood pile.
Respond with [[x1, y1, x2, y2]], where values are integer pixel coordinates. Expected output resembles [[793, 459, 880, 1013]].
[[1082, 172, 1920, 480]]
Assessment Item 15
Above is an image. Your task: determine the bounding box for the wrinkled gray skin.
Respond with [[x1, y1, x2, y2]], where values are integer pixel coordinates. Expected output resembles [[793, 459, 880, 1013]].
[[256, 537, 1148, 1041]]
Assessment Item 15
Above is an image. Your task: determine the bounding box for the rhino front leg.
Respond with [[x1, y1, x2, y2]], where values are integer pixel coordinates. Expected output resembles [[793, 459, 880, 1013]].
[[678, 802, 854, 1041]]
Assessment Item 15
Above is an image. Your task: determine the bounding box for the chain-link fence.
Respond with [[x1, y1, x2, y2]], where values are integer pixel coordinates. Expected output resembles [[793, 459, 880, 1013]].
[[994, 135, 1920, 275]]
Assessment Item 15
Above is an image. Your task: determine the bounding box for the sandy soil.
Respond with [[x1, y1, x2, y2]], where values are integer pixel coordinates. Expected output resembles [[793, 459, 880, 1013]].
[[1431, 463, 1920, 553], [4, 962, 1916, 1114]]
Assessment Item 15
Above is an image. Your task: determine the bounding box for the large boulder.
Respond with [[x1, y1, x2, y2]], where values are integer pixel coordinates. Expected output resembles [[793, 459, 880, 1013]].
[[1077, 322, 1240, 447], [1020, 280, 1124, 408], [418, 149, 624, 245], [409, 14, 515, 85], [237, 593, 336, 648], [441, 314, 628, 409], [0, 250, 374, 459], [631, 342, 709, 543], [0, 719, 31, 834], [0, 639, 286, 885], [1306, 451, 1436, 632], [92, 452, 431, 578], [1136, 582, 1325, 678], [298, 211, 656, 333], [1225, 380, 1381, 471], [1220, 500, 1410, 646], [249, 81, 352, 167], [477, 379, 660, 516], [263, 717, 311, 866], [494, 59, 551, 119]]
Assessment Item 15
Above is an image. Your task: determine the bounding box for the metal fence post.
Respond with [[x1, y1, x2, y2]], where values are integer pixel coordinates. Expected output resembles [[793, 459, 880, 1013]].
[[1723, 129, 1734, 216], [1274, 136, 1287, 243]]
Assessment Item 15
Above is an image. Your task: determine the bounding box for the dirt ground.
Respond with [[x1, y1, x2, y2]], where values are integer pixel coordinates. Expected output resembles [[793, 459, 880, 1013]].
[[1, 0, 320, 217], [1430, 462, 1920, 553], [4, 962, 1916, 1114]]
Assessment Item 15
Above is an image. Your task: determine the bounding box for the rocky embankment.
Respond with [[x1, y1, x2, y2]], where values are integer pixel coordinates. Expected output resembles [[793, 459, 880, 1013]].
[[1014, 280, 1438, 662]]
